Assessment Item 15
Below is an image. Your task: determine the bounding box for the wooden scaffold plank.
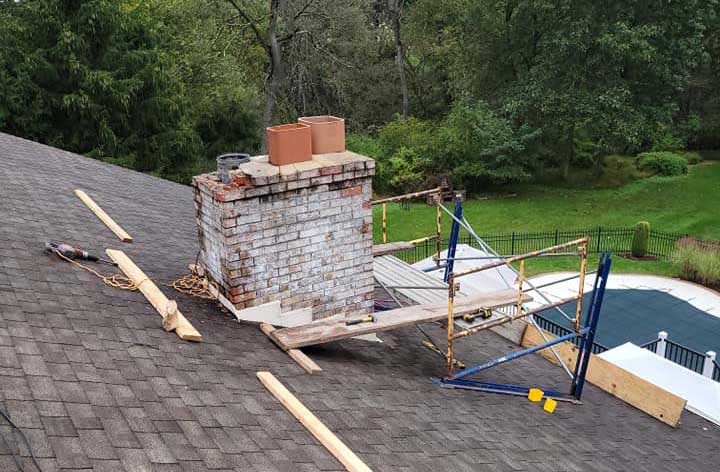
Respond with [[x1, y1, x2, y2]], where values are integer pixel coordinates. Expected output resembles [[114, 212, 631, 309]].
[[372, 242, 416, 257], [260, 324, 321, 374], [106, 249, 201, 342], [75, 189, 133, 242], [257, 372, 373, 472], [267, 290, 529, 350]]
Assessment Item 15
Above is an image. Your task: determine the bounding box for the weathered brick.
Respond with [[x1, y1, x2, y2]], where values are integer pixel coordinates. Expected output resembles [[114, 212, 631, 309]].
[[340, 185, 363, 197], [195, 154, 375, 319], [319, 165, 343, 176]]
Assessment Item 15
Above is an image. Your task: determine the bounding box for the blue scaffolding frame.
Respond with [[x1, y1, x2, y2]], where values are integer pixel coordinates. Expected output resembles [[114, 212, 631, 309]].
[[442, 196, 463, 283], [436, 252, 612, 402]]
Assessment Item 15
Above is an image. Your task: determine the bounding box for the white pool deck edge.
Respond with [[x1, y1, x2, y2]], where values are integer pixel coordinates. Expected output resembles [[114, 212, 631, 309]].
[[525, 272, 720, 317]]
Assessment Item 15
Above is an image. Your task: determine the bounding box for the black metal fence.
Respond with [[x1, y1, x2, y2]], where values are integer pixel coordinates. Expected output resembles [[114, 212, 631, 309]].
[[532, 314, 609, 354], [639, 338, 659, 352], [664, 339, 706, 374], [640, 337, 720, 382], [531, 322, 720, 383], [392, 227, 713, 264]]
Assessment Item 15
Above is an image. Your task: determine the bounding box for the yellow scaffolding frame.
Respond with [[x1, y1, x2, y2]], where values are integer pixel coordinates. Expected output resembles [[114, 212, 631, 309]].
[[372, 186, 445, 266], [445, 236, 590, 377]]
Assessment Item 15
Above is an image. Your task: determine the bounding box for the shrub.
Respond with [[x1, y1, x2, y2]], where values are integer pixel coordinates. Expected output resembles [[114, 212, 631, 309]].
[[637, 151, 688, 176], [366, 102, 538, 194], [386, 147, 427, 192], [375, 117, 437, 194], [650, 132, 685, 152], [631, 221, 650, 257], [673, 244, 720, 289], [434, 101, 538, 190], [678, 151, 702, 165]]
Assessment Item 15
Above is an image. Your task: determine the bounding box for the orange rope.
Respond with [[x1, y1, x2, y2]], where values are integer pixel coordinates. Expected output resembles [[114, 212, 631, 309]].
[[54, 250, 215, 299]]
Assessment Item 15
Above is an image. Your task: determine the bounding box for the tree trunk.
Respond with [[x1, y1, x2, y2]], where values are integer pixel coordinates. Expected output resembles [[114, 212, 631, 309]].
[[562, 126, 575, 179], [261, 72, 277, 153], [391, 0, 408, 119], [261, 2, 283, 153], [594, 152, 604, 176]]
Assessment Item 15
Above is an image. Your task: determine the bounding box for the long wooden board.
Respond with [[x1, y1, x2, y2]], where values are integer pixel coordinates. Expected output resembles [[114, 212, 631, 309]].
[[75, 190, 133, 242], [257, 372, 373, 472], [260, 324, 321, 373], [521, 324, 686, 427], [269, 290, 528, 350], [106, 249, 201, 342], [372, 242, 415, 257]]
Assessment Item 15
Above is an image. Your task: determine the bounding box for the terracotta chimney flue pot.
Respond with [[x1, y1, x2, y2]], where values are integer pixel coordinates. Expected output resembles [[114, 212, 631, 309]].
[[267, 123, 312, 166], [298, 115, 345, 154]]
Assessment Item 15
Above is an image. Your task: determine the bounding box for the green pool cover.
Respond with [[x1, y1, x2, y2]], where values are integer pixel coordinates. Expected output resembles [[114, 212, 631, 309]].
[[538, 289, 720, 354]]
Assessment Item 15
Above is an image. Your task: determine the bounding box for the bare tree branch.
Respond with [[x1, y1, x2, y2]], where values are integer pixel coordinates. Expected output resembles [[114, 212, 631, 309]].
[[278, 29, 310, 43], [226, 0, 267, 49], [294, 0, 317, 20]]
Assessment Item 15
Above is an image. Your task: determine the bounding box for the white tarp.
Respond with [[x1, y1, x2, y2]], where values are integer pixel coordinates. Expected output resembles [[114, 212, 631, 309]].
[[599, 342, 720, 426], [412, 244, 517, 294]]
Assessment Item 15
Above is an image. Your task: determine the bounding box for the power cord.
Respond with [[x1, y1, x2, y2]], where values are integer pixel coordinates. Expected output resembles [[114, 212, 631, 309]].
[[0, 403, 42, 471]]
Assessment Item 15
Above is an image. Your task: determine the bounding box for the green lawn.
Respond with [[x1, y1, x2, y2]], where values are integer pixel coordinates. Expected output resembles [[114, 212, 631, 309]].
[[373, 162, 720, 276], [517, 255, 675, 277]]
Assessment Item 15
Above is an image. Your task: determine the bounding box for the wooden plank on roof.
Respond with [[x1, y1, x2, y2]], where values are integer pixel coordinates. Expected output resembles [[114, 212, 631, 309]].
[[372, 242, 416, 257], [373, 255, 448, 305], [260, 323, 321, 373], [75, 189, 133, 242], [268, 289, 527, 350], [521, 324, 686, 427], [257, 371, 373, 472], [106, 249, 201, 342]]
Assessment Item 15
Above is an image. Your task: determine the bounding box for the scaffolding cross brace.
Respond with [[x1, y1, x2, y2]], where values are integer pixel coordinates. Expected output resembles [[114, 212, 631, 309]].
[[437, 251, 612, 402]]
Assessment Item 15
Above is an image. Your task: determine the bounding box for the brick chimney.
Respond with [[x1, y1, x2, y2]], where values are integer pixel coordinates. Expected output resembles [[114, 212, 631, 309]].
[[192, 152, 375, 320]]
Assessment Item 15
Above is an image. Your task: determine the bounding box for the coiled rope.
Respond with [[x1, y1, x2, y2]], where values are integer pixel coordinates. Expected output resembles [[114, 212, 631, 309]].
[[53, 250, 215, 300]]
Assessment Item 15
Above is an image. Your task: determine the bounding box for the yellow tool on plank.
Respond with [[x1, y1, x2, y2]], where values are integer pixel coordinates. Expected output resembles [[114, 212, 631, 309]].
[[462, 307, 492, 323], [345, 314, 376, 326]]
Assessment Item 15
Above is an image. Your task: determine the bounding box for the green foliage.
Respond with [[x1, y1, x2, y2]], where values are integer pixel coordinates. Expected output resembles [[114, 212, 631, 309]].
[[637, 152, 689, 176], [409, 0, 713, 176], [367, 102, 537, 194], [679, 151, 703, 165], [631, 221, 650, 257], [1, 0, 719, 186], [372, 117, 435, 194], [377, 117, 436, 160], [673, 244, 720, 289], [436, 102, 538, 189], [649, 126, 687, 152], [0, 1, 203, 181]]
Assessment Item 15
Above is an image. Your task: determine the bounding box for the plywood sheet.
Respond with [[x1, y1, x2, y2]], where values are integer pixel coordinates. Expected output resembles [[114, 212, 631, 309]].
[[521, 324, 685, 427]]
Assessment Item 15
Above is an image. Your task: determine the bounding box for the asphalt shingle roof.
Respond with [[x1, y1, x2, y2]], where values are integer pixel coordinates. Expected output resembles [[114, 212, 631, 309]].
[[0, 131, 718, 471]]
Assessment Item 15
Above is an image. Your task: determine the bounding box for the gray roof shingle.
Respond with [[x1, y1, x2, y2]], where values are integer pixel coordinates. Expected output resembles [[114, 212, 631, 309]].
[[0, 131, 718, 471]]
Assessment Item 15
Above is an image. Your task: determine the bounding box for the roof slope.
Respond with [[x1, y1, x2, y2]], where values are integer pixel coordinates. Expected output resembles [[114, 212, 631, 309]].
[[0, 131, 717, 471]]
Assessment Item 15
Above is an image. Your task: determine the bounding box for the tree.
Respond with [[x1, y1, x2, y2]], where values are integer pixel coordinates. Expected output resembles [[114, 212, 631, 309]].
[[153, 0, 262, 162], [684, 1, 720, 149], [224, 0, 336, 149], [387, 0, 409, 118], [433, 0, 710, 177], [0, 0, 201, 181]]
